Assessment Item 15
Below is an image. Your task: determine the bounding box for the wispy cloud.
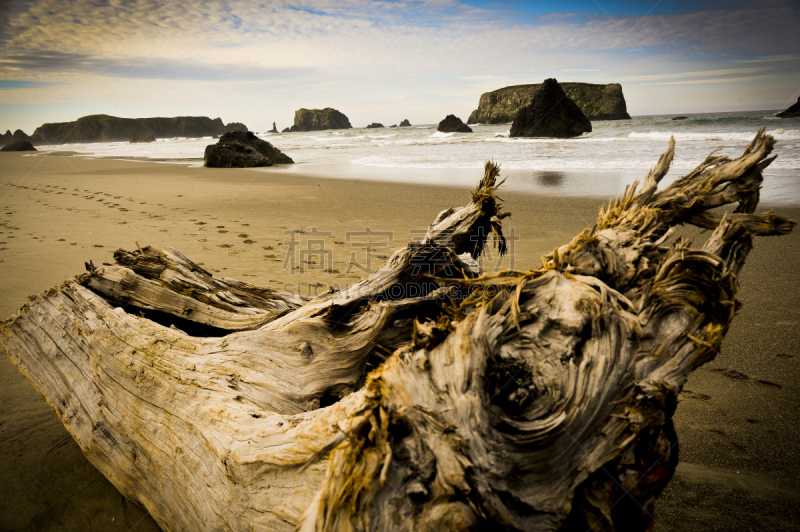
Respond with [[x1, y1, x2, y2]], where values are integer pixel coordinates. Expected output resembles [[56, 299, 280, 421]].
[[660, 75, 772, 85], [738, 54, 800, 63], [0, 0, 798, 127], [0, 80, 57, 90], [625, 67, 772, 81], [0, 50, 317, 81]]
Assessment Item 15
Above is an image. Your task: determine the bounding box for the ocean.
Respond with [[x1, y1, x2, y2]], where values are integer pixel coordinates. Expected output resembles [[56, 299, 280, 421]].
[[33, 110, 800, 205]]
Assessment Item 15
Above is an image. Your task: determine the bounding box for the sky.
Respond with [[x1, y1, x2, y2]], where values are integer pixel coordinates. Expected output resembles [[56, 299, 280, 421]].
[[0, 0, 798, 133]]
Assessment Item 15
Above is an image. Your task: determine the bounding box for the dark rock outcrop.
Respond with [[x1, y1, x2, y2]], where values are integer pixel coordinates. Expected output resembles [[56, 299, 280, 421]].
[[13, 129, 32, 142], [271, 122, 278, 133], [1, 140, 36, 151], [366, 123, 384, 129], [399, 119, 411, 127], [290, 108, 352, 132], [281, 127, 291, 133], [776, 96, 800, 118], [509, 78, 592, 138], [223, 122, 248, 133], [204, 143, 266, 168], [204, 130, 293, 168], [130, 132, 156, 143], [469, 82, 631, 124], [2, 129, 32, 146], [390, 125, 397, 128], [437, 115, 473, 133], [31, 115, 231, 145], [671, 116, 688, 120]]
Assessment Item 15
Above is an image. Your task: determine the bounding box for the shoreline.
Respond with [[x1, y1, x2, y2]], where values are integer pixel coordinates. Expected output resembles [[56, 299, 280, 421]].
[[1, 153, 798, 530], [23, 150, 800, 208]]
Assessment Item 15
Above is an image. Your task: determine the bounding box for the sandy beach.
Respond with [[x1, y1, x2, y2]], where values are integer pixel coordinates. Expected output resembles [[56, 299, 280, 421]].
[[0, 151, 798, 531]]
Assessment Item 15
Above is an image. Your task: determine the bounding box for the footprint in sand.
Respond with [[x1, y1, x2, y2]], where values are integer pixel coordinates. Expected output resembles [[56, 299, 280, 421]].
[[710, 368, 782, 388], [681, 389, 711, 401]]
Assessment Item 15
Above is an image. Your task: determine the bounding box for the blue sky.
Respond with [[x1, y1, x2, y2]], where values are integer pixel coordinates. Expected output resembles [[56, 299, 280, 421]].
[[0, 0, 798, 133]]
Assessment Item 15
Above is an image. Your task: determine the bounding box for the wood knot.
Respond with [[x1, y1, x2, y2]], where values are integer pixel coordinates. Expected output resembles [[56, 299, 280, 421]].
[[299, 341, 313, 359]]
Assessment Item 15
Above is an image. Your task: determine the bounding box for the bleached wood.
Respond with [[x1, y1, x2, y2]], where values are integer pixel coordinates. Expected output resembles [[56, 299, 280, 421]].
[[1, 130, 793, 531]]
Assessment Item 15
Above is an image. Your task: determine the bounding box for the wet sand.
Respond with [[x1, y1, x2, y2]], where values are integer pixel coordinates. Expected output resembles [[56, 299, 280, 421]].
[[0, 152, 798, 531]]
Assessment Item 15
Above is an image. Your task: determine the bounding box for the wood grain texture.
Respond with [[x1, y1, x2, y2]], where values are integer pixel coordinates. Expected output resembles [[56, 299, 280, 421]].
[[1, 130, 793, 531]]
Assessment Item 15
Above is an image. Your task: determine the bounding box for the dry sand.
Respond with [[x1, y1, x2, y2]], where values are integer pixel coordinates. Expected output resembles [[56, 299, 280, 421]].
[[0, 152, 798, 531]]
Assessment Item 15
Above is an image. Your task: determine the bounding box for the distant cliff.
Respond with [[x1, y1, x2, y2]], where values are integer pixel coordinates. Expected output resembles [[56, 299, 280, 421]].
[[290, 108, 352, 132], [468, 82, 631, 124], [31, 115, 245, 144]]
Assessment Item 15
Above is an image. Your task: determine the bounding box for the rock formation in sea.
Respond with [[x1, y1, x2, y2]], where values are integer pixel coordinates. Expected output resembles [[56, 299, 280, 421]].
[[776, 96, 800, 118], [204, 130, 293, 168], [129, 132, 156, 143], [671, 116, 688, 120], [509, 78, 592, 138], [223, 122, 249, 133], [0, 140, 36, 151], [1, 129, 33, 146], [281, 127, 291, 133], [366, 123, 384, 129], [271, 122, 278, 133], [399, 119, 412, 127], [31, 115, 233, 144], [289, 108, 352, 132], [437, 115, 473, 133], [469, 82, 631, 124]]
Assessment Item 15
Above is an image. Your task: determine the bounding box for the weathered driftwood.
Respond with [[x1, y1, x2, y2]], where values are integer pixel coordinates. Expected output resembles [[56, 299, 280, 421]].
[[1, 128, 793, 532]]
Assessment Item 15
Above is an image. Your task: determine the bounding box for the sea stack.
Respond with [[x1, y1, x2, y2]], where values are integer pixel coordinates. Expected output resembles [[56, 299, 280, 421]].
[[399, 119, 411, 127], [271, 122, 278, 133], [366, 123, 384, 129], [469, 81, 631, 124], [509, 78, 592, 138], [0, 140, 36, 151], [224, 122, 248, 133], [776, 96, 800, 118], [204, 130, 293, 167], [290, 108, 352, 132], [437, 115, 472, 133], [1, 129, 33, 146]]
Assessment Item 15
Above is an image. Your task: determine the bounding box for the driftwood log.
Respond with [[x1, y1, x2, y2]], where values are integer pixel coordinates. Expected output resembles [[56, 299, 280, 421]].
[[1, 128, 794, 531]]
